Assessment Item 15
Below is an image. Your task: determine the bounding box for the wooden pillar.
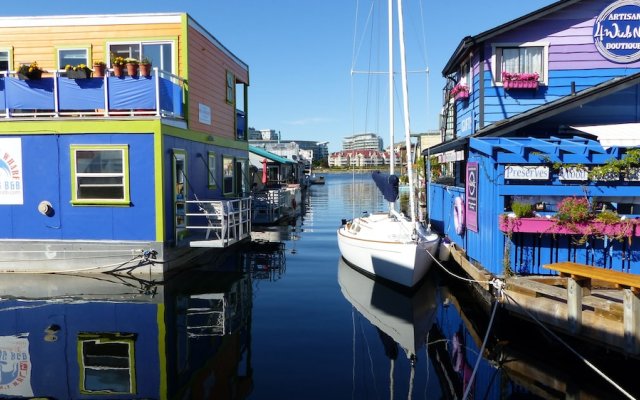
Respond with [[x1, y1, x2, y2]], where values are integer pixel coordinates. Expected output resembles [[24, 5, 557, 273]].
[[623, 288, 640, 354], [567, 277, 589, 334]]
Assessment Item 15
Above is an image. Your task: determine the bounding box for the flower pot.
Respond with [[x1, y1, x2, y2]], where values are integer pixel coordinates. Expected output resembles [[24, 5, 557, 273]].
[[18, 70, 42, 80], [93, 64, 106, 78], [112, 64, 124, 78], [126, 63, 139, 77], [139, 63, 152, 77]]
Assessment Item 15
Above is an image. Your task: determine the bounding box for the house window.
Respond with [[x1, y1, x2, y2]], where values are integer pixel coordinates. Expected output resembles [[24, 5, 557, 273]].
[[495, 44, 546, 83], [460, 60, 471, 90], [226, 71, 234, 104], [58, 48, 89, 70], [208, 152, 217, 188], [71, 145, 130, 205], [0, 50, 10, 72], [79, 333, 136, 394], [108, 42, 174, 73], [222, 155, 234, 195]]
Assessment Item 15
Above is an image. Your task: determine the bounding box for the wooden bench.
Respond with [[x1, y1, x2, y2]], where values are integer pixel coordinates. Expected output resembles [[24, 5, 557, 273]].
[[544, 261, 640, 353]]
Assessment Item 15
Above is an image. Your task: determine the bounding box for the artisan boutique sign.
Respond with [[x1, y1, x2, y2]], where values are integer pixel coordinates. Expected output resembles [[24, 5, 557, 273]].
[[593, 0, 640, 63]]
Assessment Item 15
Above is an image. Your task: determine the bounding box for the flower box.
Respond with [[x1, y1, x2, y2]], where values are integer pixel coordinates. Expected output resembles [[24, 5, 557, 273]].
[[17, 70, 42, 80], [503, 80, 539, 90], [67, 69, 91, 79], [454, 90, 469, 101], [450, 84, 469, 101], [499, 216, 640, 237]]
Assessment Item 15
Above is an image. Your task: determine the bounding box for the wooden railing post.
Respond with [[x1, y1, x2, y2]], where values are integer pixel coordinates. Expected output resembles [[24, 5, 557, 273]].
[[624, 289, 640, 354], [567, 277, 587, 333]]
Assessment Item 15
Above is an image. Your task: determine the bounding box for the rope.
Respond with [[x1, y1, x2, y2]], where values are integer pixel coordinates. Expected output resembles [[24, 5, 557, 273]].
[[425, 246, 493, 286], [462, 299, 499, 399], [503, 291, 637, 400]]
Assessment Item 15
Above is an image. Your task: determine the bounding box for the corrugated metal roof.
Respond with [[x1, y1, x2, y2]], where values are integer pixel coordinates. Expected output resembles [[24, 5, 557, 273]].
[[249, 146, 296, 164]]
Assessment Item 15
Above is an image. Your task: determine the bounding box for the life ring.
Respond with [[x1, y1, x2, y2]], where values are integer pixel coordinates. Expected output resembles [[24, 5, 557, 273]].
[[453, 197, 465, 235]]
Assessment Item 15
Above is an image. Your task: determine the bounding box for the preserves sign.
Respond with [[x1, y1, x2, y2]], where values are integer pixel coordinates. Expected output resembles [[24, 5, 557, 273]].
[[594, 0, 640, 63]]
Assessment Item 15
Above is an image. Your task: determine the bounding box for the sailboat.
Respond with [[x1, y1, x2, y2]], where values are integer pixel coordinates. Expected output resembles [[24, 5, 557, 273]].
[[336, 0, 439, 288], [338, 257, 437, 397]]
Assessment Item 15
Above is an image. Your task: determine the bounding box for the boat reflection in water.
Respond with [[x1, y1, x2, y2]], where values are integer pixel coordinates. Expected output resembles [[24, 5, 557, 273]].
[[0, 262, 255, 398], [338, 257, 437, 398]]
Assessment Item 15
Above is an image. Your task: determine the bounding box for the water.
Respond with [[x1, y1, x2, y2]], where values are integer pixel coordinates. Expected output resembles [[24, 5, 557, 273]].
[[0, 173, 638, 399]]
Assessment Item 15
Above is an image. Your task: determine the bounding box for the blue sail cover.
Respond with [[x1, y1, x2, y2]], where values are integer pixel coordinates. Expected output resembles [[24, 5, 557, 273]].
[[372, 171, 399, 202]]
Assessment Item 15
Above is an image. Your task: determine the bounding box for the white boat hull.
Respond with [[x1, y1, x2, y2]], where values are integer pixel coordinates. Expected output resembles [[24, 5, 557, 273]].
[[337, 213, 439, 288]]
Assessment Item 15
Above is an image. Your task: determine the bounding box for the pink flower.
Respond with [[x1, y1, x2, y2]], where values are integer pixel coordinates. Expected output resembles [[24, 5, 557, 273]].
[[450, 83, 469, 97], [501, 71, 539, 82]]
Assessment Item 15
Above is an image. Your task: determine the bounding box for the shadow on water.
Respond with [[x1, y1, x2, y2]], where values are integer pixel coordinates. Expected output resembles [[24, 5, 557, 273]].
[[0, 172, 638, 398]]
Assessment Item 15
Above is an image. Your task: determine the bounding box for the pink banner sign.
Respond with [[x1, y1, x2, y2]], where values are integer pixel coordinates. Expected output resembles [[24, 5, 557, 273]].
[[466, 162, 478, 232]]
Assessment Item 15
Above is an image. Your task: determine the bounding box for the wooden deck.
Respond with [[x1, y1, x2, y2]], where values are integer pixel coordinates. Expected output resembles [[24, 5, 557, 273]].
[[447, 243, 640, 357]]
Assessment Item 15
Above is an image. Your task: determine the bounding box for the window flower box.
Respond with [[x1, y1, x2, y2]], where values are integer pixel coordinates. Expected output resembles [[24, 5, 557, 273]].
[[499, 215, 640, 237], [17, 62, 43, 80], [450, 84, 469, 101], [501, 71, 539, 90]]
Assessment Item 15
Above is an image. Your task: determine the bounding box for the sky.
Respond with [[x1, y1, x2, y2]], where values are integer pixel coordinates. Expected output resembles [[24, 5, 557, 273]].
[[5, 1, 557, 152]]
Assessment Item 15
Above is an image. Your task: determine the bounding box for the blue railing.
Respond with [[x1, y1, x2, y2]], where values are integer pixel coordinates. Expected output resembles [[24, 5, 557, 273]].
[[0, 68, 184, 119]]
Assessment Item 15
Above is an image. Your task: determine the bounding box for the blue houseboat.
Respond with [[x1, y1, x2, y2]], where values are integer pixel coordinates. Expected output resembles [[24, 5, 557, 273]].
[[427, 0, 640, 278], [0, 13, 252, 274]]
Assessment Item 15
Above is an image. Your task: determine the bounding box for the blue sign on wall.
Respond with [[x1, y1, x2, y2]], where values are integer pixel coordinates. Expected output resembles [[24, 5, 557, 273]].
[[594, 0, 640, 63]]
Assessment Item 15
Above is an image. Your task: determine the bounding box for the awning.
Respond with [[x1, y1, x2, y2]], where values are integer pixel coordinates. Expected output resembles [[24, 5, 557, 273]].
[[571, 123, 640, 148]]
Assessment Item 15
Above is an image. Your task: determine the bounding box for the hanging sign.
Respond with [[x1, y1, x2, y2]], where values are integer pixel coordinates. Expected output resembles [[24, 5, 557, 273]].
[[504, 165, 549, 180], [0, 138, 23, 205], [466, 162, 478, 233], [593, 0, 640, 63], [559, 167, 589, 181]]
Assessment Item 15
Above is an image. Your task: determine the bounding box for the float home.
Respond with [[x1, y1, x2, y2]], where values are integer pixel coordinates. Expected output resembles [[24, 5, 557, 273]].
[[0, 13, 251, 274], [427, 0, 640, 277]]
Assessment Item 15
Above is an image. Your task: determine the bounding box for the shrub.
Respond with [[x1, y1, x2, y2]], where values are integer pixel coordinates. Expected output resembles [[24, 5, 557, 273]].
[[511, 201, 534, 218], [556, 197, 592, 223]]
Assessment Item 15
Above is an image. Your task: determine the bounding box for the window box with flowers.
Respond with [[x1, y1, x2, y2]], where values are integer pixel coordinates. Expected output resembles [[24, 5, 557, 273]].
[[501, 71, 539, 90], [450, 83, 469, 101], [111, 56, 126, 77], [17, 61, 44, 80], [65, 64, 92, 79]]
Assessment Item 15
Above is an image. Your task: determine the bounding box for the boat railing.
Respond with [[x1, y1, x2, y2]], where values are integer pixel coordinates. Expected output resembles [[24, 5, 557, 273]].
[[0, 68, 185, 120], [185, 197, 252, 247]]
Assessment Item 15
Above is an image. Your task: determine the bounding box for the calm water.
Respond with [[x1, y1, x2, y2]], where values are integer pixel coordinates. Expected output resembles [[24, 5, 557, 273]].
[[0, 172, 638, 399]]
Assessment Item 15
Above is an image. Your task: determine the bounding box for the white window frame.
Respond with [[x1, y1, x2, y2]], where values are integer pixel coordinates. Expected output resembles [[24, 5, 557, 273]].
[[106, 40, 175, 73], [57, 47, 90, 71], [0, 48, 12, 73], [207, 152, 217, 188], [79, 333, 136, 394], [492, 41, 549, 86], [460, 57, 472, 91], [71, 144, 130, 205]]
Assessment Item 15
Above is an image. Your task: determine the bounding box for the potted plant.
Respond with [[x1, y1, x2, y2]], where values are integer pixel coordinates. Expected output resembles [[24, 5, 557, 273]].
[[16, 61, 43, 80], [502, 71, 539, 90], [125, 57, 139, 77], [450, 83, 469, 101], [65, 64, 91, 79], [111, 56, 126, 77], [139, 57, 152, 77], [93, 61, 106, 78]]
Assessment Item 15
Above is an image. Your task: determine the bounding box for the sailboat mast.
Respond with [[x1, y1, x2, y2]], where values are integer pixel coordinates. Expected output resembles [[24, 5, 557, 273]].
[[388, 0, 395, 212], [396, 0, 417, 223]]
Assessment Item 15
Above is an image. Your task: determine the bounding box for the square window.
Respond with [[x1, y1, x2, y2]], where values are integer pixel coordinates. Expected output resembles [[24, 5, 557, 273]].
[[0, 50, 10, 72], [59, 48, 88, 70], [496, 45, 545, 82], [71, 145, 130, 205], [79, 333, 136, 394]]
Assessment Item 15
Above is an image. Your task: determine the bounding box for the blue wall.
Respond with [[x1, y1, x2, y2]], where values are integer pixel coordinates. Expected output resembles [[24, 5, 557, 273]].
[[0, 133, 156, 241]]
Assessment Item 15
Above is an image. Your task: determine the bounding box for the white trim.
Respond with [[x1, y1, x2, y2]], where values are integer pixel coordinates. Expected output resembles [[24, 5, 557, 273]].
[[0, 13, 183, 27], [491, 41, 549, 86]]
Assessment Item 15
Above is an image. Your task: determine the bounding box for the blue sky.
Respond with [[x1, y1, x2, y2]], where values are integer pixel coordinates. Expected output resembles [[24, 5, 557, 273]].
[[6, 1, 556, 151]]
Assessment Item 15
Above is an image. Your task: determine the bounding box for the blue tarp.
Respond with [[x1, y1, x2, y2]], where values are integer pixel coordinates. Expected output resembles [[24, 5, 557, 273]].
[[5, 77, 55, 110], [58, 77, 105, 110], [108, 76, 156, 110], [159, 77, 183, 115], [372, 171, 399, 203]]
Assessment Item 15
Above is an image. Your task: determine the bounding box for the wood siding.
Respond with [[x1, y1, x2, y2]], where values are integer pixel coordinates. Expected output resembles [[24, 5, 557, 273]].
[[187, 25, 249, 139], [0, 23, 183, 72]]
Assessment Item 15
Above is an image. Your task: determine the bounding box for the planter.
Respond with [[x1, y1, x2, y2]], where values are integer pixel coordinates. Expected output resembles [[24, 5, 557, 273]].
[[139, 63, 152, 77], [18, 70, 42, 80], [93, 64, 106, 78], [126, 63, 139, 77], [499, 216, 640, 237], [66, 69, 91, 79], [503, 80, 539, 90], [112, 65, 124, 78], [454, 90, 469, 101]]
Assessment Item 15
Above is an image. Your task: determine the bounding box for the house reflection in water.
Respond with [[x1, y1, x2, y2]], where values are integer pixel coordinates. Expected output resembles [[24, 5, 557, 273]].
[[0, 267, 253, 398]]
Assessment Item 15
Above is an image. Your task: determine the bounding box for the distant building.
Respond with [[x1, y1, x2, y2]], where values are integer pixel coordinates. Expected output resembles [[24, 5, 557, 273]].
[[248, 128, 280, 141], [342, 133, 383, 151], [248, 130, 329, 164], [328, 149, 394, 168]]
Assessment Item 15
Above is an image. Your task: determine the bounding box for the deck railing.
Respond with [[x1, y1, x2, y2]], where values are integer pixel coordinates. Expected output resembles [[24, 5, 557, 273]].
[[0, 68, 184, 119], [185, 197, 252, 246]]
